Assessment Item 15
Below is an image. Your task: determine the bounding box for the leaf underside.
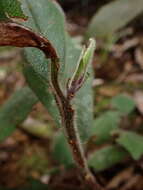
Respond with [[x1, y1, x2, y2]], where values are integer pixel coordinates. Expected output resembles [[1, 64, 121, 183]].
[[22, 0, 94, 140], [0, 87, 38, 142], [86, 0, 143, 38], [22, 0, 66, 126], [116, 130, 143, 160]]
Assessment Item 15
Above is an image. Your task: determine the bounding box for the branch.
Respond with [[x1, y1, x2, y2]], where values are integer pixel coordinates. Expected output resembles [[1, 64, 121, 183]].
[[0, 21, 104, 190]]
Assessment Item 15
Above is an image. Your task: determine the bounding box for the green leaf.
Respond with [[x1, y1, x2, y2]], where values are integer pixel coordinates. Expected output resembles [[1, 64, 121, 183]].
[[90, 111, 121, 144], [116, 130, 143, 160], [0, 87, 38, 142], [0, 0, 27, 20], [52, 132, 73, 165], [88, 145, 128, 171], [21, 0, 67, 126], [22, 0, 66, 63], [23, 65, 60, 125], [75, 67, 94, 141], [111, 94, 136, 115], [86, 0, 143, 39]]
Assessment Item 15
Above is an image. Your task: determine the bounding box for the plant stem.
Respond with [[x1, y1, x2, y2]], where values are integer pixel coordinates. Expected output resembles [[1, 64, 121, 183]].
[[50, 60, 103, 190], [0, 21, 104, 190]]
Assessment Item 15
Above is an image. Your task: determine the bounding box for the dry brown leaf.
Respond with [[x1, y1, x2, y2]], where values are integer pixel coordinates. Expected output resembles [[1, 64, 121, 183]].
[[106, 167, 133, 189]]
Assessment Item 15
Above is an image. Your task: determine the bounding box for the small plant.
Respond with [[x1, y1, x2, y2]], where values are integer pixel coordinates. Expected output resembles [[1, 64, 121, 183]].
[[1, 1, 143, 190], [0, 0, 102, 190]]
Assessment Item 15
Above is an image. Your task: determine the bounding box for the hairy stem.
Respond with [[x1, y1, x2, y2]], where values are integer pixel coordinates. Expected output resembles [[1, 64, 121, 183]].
[[50, 60, 103, 190], [0, 21, 103, 190]]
